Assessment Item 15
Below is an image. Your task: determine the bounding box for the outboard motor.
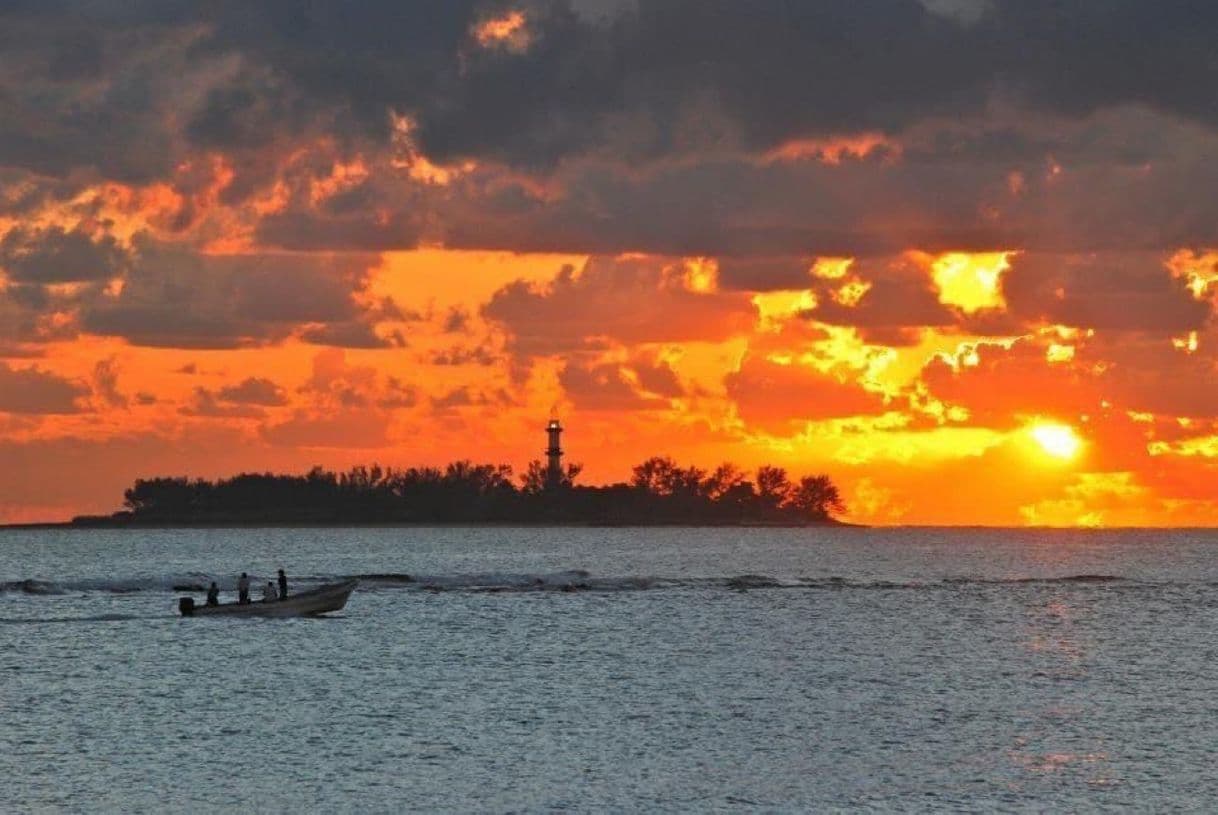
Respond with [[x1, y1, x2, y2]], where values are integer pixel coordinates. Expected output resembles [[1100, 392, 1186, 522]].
[[178, 597, 196, 616]]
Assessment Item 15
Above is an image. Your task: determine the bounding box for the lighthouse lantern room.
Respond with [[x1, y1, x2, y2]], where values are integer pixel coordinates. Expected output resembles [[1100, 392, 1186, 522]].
[[545, 419, 563, 486]]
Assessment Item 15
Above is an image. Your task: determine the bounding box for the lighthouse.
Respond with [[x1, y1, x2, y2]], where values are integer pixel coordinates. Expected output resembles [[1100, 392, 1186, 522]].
[[545, 418, 564, 487]]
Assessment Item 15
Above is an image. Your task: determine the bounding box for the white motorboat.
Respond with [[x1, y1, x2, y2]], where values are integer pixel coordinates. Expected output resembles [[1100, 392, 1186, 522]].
[[178, 579, 358, 617]]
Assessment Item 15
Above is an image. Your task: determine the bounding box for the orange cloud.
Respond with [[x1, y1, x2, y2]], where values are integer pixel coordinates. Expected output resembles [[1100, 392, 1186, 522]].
[[725, 354, 888, 434], [472, 10, 530, 52], [483, 256, 758, 358], [762, 133, 899, 165]]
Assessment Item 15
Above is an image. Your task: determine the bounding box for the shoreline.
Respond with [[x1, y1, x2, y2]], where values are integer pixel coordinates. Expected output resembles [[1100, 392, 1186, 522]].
[[7, 521, 1218, 531], [2, 518, 859, 530]]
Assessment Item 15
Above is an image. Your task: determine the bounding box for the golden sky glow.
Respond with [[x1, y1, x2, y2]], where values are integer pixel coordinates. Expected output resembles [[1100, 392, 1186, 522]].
[[3, 240, 1214, 528], [2, 3, 1218, 527]]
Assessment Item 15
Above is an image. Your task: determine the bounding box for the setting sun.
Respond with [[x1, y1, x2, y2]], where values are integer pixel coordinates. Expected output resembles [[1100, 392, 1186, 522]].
[[1030, 423, 1082, 460]]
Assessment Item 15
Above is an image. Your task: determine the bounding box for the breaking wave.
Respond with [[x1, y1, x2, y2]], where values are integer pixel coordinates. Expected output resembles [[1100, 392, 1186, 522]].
[[2, 579, 66, 596], [0, 570, 1152, 598], [1, 572, 218, 596], [0, 612, 155, 624], [945, 574, 1127, 586]]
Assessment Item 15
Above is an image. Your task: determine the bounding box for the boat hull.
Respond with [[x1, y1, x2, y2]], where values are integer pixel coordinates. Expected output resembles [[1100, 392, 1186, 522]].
[[179, 579, 358, 617]]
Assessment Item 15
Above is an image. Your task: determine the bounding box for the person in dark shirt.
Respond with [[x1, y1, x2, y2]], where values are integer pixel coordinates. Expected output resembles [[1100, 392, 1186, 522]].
[[206, 582, 220, 606], [277, 569, 287, 600], [237, 572, 250, 604]]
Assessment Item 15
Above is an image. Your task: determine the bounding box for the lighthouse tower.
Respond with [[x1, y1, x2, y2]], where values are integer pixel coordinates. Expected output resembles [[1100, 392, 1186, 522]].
[[545, 418, 564, 487]]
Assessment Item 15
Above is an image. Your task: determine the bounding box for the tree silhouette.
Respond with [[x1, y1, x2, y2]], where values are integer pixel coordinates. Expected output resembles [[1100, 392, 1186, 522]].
[[521, 460, 583, 494], [100, 457, 845, 527], [630, 456, 680, 494], [756, 465, 792, 508], [702, 462, 746, 500], [787, 474, 846, 519]]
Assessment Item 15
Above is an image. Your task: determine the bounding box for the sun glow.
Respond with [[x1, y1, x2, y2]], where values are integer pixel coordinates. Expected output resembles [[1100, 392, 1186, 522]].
[[683, 258, 718, 293], [1030, 423, 1082, 460], [926, 251, 1013, 313]]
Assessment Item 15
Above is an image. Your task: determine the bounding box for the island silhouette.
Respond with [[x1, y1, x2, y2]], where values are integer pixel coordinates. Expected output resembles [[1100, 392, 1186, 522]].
[[72, 457, 846, 527]]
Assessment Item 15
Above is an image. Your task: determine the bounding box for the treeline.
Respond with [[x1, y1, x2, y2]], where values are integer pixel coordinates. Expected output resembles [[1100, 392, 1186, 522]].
[[101, 457, 845, 526]]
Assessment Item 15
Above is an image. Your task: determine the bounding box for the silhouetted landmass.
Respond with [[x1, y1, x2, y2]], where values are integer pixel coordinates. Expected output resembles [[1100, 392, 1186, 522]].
[[71, 457, 847, 527]]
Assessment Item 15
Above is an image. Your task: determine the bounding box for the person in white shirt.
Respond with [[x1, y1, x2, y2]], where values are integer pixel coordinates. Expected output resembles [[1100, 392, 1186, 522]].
[[263, 581, 278, 602]]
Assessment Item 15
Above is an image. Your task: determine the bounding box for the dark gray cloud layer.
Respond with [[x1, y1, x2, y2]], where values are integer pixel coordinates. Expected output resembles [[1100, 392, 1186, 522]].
[[195, 1, 1218, 168], [0, 226, 128, 284], [4, 1, 1218, 173], [73, 239, 395, 349], [2, 1, 1218, 296]]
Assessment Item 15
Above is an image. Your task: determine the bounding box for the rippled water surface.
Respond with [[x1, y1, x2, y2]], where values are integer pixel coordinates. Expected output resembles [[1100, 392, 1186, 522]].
[[4, 526, 1218, 811]]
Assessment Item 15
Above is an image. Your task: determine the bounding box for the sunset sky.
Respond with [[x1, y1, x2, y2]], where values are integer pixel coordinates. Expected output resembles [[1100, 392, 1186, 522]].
[[2, 0, 1217, 525]]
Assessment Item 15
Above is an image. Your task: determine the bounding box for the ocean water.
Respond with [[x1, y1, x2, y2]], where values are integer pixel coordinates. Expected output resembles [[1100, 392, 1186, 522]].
[[3, 526, 1218, 812]]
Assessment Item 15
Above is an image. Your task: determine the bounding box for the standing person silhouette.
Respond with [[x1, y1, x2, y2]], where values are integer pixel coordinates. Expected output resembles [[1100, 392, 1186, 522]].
[[237, 572, 250, 604], [277, 569, 288, 600], [206, 582, 220, 606]]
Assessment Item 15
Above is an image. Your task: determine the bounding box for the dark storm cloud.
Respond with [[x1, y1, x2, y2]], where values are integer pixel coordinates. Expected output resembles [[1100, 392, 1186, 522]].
[[77, 239, 389, 348], [255, 211, 428, 252], [2, 1, 1218, 270], [0, 226, 128, 284], [716, 258, 813, 292], [989, 1, 1218, 126], [183, 68, 307, 153], [4, 1, 1217, 175], [435, 99, 1218, 257], [0, 2, 198, 182], [182, 0, 1218, 169], [805, 257, 958, 336], [1003, 253, 1212, 334], [197, 1, 480, 131], [439, 158, 918, 257]]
